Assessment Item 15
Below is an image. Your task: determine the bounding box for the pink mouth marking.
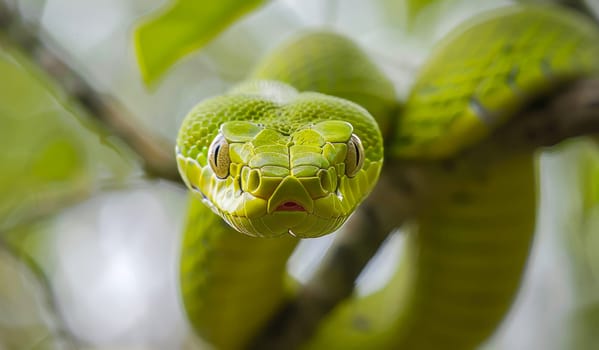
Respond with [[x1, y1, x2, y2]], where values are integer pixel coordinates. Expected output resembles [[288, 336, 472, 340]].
[[276, 201, 306, 212]]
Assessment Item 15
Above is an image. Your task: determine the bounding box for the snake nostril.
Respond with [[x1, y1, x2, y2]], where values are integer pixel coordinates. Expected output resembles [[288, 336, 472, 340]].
[[244, 168, 261, 193], [318, 169, 336, 193]]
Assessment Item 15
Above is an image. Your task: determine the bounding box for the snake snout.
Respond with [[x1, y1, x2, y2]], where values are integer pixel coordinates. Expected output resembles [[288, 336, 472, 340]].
[[267, 176, 313, 214], [240, 162, 339, 209]]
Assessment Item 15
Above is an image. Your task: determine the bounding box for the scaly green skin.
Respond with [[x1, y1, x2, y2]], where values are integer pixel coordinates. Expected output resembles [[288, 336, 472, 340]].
[[251, 31, 398, 136], [177, 4, 599, 350], [392, 6, 599, 158], [177, 83, 383, 238]]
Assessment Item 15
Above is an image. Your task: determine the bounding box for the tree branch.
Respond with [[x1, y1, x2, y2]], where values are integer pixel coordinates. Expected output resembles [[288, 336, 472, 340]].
[[0, 1, 180, 182], [557, 0, 598, 22]]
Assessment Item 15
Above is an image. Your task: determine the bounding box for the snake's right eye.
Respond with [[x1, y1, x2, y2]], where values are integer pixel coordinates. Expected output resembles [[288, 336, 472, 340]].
[[208, 134, 231, 179], [345, 133, 364, 177]]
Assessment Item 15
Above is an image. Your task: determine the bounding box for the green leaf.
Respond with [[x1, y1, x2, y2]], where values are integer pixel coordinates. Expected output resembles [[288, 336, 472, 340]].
[[405, 0, 439, 28], [406, 0, 437, 17], [134, 0, 266, 85]]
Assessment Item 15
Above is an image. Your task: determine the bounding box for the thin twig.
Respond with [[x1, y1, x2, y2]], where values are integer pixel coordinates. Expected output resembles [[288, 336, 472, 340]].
[[0, 236, 81, 350], [0, 1, 180, 182]]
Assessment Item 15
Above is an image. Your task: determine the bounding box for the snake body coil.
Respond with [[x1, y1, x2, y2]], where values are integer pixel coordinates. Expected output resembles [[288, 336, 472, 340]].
[[176, 5, 599, 349]]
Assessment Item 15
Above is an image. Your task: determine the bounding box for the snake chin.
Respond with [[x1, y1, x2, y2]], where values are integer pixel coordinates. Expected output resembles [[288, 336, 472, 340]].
[[222, 210, 348, 238]]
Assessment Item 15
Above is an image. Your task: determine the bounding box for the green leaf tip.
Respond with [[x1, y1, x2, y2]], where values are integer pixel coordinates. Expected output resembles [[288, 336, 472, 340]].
[[134, 0, 266, 86]]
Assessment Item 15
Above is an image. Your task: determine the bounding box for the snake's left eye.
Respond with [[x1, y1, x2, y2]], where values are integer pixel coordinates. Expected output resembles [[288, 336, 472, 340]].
[[208, 133, 230, 179], [345, 134, 364, 177]]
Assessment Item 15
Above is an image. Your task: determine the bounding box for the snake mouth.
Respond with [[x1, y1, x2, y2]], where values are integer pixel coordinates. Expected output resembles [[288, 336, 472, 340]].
[[275, 201, 306, 212]]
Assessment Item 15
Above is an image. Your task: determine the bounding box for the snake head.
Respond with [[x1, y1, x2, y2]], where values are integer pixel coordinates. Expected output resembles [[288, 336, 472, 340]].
[[176, 81, 383, 238]]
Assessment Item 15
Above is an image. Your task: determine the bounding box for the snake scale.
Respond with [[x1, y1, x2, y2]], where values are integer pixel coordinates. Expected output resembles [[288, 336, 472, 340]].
[[175, 4, 599, 350]]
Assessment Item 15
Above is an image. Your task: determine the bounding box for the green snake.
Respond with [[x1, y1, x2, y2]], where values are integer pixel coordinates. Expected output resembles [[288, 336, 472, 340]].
[[175, 5, 599, 350]]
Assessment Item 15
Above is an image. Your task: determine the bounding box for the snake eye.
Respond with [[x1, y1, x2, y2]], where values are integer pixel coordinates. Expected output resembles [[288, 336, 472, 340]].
[[208, 133, 231, 179], [345, 134, 364, 177]]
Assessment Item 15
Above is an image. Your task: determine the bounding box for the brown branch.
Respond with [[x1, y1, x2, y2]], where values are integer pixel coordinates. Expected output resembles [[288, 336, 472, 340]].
[[558, 0, 599, 22], [0, 1, 180, 183]]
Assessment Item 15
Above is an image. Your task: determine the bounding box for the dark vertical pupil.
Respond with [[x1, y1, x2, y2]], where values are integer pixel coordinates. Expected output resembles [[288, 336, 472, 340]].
[[213, 144, 221, 165], [353, 141, 360, 166]]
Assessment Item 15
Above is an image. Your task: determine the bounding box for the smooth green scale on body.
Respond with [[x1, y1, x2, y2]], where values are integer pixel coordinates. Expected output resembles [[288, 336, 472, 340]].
[[176, 4, 599, 350]]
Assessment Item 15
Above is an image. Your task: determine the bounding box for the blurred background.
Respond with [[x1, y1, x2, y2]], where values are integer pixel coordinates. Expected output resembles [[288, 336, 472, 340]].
[[1, 0, 599, 349]]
